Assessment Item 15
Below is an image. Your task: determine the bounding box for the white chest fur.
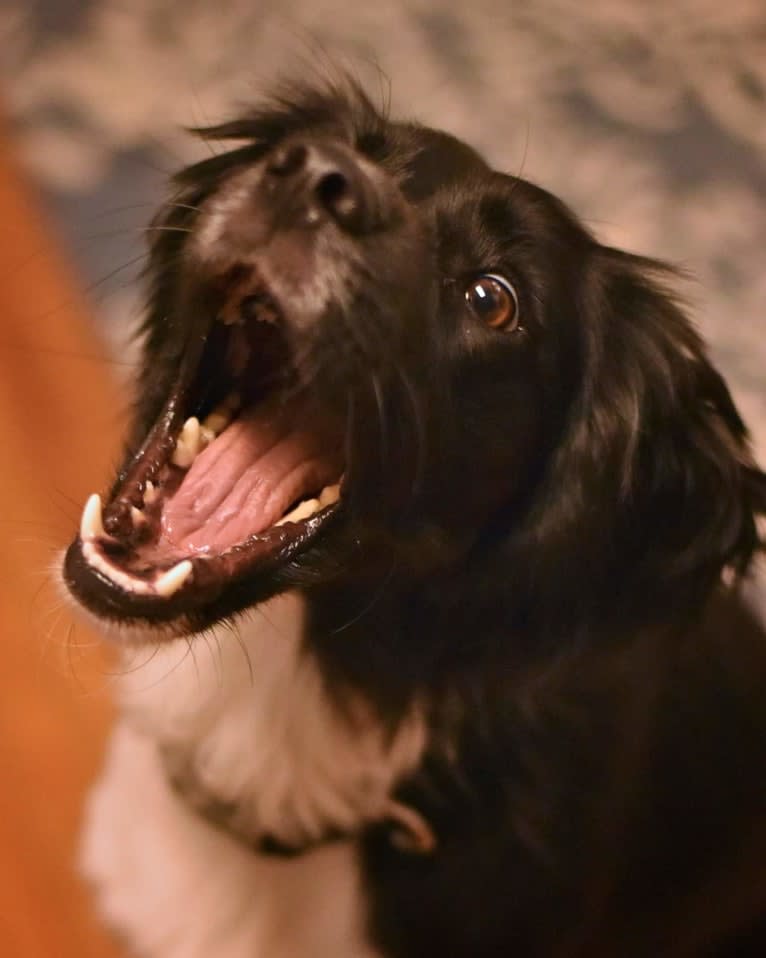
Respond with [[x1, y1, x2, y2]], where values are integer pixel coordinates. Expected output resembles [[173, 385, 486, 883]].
[[116, 593, 426, 846], [81, 721, 383, 958], [81, 593, 424, 957]]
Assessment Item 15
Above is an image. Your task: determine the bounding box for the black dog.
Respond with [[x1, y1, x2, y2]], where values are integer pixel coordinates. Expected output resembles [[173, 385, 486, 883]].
[[65, 77, 766, 957]]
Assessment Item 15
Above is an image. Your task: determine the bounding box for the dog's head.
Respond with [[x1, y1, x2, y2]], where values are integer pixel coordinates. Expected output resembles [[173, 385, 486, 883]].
[[64, 78, 766, 642]]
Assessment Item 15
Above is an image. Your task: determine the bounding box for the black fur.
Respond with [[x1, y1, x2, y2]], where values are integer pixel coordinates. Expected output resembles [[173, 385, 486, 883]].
[[105, 77, 766, 954]]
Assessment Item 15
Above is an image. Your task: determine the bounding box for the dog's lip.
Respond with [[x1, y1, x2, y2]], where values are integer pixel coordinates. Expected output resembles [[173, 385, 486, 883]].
[[63, 503, 338, 625]]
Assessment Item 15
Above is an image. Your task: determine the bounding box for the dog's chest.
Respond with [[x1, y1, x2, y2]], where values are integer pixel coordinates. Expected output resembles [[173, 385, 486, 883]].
[[117, 593, 425, 846]]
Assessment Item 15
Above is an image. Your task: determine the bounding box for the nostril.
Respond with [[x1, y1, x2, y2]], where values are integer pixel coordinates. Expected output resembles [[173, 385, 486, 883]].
[[314, 171, 355, 215], [262, 140, 377, 234], [315, 171, 358, 224], [266, 143, 308, 177]]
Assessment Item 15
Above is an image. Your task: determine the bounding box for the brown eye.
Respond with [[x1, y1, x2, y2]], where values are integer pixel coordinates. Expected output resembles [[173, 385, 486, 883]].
[[465, 274, 519, 331]]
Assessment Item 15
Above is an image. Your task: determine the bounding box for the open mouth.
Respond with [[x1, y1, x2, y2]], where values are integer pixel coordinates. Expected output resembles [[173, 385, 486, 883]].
[[64, 265, 345, 626]]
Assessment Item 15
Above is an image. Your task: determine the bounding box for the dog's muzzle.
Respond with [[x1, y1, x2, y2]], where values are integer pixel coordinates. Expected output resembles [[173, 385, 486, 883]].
[[63, 132, 429, 633]]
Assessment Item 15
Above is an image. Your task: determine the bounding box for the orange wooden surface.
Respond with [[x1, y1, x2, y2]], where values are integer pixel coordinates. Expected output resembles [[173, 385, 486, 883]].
[[0, 129, 124, 957]]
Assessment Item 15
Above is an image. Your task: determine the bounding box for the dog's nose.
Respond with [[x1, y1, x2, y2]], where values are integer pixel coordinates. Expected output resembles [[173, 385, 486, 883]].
[[264, 141, 379, 234]]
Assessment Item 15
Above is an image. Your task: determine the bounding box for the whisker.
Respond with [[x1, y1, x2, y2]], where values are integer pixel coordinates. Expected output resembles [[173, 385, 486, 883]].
[[64, 620, 89, 690], [130, 638, 195, 692], [169, 202, 203, 215], [200, 629, 223, 688], [222, 618, 255, 686], [398, 366, 428, 500], [106, 642, 162, 678], [85, 252, 150, 292], [142, 225, 194, 236], [372, 370, 389, 465], [0, 339, 138, 366], [331, 558, 397, 634]]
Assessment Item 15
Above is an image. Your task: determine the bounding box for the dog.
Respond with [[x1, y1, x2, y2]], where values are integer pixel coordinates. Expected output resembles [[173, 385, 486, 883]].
[[63, 76, 766, 957]]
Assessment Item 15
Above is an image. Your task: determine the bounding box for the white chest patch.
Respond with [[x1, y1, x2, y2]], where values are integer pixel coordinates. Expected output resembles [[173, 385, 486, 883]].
[[117, 593, 427, 846], [81, 721, 383, 958]]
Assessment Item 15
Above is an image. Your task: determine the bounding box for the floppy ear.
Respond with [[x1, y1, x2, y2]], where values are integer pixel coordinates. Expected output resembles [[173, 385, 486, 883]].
[[522, 247, 765, 624]]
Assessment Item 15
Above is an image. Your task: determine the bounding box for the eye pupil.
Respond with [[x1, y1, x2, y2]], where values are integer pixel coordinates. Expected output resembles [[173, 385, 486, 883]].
[[466, 275, 519, 330]]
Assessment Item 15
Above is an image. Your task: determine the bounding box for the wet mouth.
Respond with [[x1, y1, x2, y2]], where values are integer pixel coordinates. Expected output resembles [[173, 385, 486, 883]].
[[64, 266, 345, 627]]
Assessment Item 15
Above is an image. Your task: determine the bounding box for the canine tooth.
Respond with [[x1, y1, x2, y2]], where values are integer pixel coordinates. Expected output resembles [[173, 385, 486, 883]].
[[80, 493, 105, 541], [130, 506, 147, 527], [144, 480, 158, 505], [319, 483, 341, 507], [172, 439, 194, 468], [154, 559, 193, 597], [172, 417, 202, 468], [276, 497, 320, 526], [181, 416, 201, 453]]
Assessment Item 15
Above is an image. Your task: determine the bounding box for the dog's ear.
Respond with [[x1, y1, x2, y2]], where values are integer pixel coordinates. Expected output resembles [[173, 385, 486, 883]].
[[520, 247, 765, 624]]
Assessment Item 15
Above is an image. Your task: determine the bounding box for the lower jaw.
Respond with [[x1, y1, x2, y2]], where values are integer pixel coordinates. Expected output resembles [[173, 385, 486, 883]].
[[64, 446, 344, 632], [63, 502, 340, 634]]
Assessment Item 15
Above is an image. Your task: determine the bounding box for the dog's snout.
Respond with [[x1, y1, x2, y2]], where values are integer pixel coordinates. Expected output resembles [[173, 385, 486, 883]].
[[265, 140, 379, 235]]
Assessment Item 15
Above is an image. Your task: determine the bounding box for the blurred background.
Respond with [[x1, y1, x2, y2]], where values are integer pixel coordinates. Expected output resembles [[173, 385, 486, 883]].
[[0, 1, 763, 955]]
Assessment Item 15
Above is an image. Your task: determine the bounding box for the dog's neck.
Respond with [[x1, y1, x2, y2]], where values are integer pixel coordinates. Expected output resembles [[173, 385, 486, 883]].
[[116, 592, 427, 850]]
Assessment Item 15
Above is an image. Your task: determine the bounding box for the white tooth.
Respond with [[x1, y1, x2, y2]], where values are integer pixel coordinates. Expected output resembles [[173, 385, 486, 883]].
[[130, 506, 147, 527], [202, 412, 228, 435], [172, 417, 202, 469], [144, 480, 158, 505], [181, 416, 202, 454], [154, 559, 193, 598], [319, 483, 341, 507], [276, 497, 320, 526], [202, 406, 231, 435], [80, 493, 105, 541], [171, 439, 195, 468], [200, 425, 215, 447], [202, 393, 241, 436]]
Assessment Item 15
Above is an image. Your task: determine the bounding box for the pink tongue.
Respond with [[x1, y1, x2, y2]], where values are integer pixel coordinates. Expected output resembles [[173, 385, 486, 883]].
[[161, 402, 340, 555]]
